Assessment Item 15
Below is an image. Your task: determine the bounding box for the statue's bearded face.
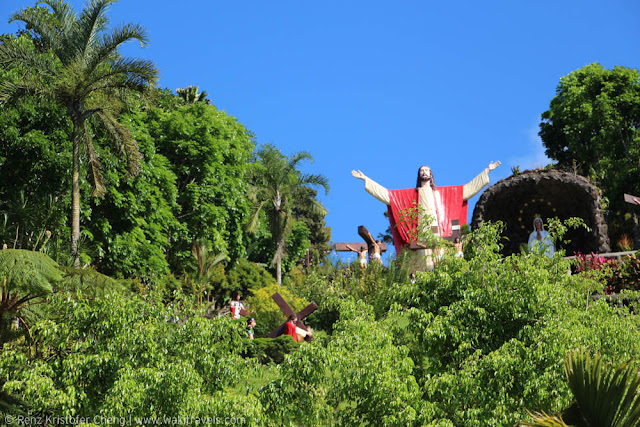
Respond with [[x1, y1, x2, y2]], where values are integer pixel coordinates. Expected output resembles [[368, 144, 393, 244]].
[[419, 166, 432, 182]]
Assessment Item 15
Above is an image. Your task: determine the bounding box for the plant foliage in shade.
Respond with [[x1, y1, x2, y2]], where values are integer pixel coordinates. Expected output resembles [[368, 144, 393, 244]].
[[0, 249, 61, 345], [565, 350, 640, 426]]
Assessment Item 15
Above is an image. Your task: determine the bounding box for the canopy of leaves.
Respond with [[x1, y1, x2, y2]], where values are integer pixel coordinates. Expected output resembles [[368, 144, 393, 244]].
[[145, 90, 256, 266], [539, 63, 640, 243]]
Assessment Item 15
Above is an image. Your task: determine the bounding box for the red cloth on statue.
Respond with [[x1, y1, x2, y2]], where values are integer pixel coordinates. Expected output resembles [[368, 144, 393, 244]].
[[387, 185, 467, 255], [284, 321, 298, 342]]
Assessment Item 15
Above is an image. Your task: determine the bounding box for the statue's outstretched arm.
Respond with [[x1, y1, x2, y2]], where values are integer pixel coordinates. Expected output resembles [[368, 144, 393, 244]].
[[352, 170, 390, 205], [462, 160, 501, 200]]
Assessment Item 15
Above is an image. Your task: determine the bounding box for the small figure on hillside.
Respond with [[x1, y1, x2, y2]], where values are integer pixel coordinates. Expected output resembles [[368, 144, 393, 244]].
[[346, 244, 368, 269], [370, 240, 383, 265], [410, 273, 417, 284], [229, 293, 245, 319], [528, 217, 555, 257], [284, 314, 299, 342], [453, 236, 464, 258], [246, 317, 256, 339]]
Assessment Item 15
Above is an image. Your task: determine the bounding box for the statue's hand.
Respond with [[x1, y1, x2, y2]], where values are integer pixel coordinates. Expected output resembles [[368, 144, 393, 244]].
[[488, 161, 501, 171], [351, 170, 366, 180]]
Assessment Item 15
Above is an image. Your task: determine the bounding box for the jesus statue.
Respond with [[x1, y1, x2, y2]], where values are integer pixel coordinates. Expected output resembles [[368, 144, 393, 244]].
[[351, 161, 500, 263]]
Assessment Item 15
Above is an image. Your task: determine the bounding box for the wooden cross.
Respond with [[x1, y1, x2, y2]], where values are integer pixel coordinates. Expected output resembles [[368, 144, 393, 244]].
[[334, 225, 388, 253], [267, 292, 318, 342]]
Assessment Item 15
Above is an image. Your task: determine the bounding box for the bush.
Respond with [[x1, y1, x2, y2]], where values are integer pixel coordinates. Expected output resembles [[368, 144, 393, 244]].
[[227, 258, 276, 296], [242, 335, 299, 364]]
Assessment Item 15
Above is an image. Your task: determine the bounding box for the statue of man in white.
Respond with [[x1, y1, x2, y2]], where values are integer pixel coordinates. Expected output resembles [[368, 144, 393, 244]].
[[352, 162, 500, 265]]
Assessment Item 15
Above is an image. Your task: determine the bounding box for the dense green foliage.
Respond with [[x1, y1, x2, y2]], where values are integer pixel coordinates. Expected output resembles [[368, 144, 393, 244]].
[[0, 292, 263, 422], [540, 63, 640, 246], [1, 221, 640, 426]]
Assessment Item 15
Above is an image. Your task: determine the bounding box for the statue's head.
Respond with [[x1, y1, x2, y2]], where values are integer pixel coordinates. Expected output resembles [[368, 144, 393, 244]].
[[416, 166, 436, 190], [533, 217, 545, 231]]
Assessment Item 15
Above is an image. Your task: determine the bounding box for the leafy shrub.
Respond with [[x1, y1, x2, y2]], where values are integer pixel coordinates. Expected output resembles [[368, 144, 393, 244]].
[[0, 292, 264, 422], [259, 299, 426, 425], [227, 258, 276, 296], [242, 335, 299, 364], [385, 222, 640, 425]]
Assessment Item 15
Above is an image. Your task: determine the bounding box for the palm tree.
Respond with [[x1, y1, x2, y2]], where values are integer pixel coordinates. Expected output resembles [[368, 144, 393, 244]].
[[191, 239, 228, 306], [247, 144, 329, 285], [176, 85, 209, 104], [0, 0, 158, 265]]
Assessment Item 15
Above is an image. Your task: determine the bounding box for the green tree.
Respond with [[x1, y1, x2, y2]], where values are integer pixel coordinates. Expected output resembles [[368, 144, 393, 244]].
[[0, 0, 158, 264], [0, 292, 264, 421], [386, 222, 640, 424], [291, 186, 331, 266], [0, 69, 71, 258], [146, 90, 255, 267], [247, 144, 329, 285], [539, 63, 640, 246]]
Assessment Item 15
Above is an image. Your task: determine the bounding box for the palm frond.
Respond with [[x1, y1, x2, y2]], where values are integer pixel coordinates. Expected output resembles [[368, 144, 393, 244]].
[[564, 349, 640, 427], [0, 80, 40, 105], [520, 411, 568, 426], [83, 58, 157, 98], [83, 121, 106, 197], [299, 172, 330, 194], [37, 0, 76, 35], [94, 109, 141, 177], [85, 22, 150, 74], [10, 5, 63, 53], [246, 201, 266, 233], [77, 0, 114, 63], [288, 150, 313, 168], [176, 85, 209, 104], [0, 36, 57, 76]]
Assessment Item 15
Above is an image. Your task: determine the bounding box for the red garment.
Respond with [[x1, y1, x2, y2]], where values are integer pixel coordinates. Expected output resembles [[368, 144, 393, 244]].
[[387, 185, 467, 255], [284, 321, 298, 342]]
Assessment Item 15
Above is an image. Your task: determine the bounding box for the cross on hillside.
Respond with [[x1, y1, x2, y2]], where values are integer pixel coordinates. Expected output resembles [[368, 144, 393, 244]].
[[267, 292, 318, 342]]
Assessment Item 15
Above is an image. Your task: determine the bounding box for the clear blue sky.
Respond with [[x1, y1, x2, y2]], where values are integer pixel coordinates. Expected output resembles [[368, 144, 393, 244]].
[[2, 0, 640, 263]]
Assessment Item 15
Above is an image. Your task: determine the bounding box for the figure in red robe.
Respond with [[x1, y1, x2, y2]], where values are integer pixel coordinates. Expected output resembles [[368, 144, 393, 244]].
[[352, 162, 500, 257], [284, 314, 299, 342]]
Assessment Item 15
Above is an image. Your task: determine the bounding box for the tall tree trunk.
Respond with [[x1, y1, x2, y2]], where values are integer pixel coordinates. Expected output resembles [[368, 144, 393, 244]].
[[276, 256, 282, 286], [71, 117, 82, 267]]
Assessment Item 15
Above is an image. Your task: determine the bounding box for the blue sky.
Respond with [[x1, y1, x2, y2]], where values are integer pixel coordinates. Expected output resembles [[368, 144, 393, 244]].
[[2, 0, 640, 264]]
